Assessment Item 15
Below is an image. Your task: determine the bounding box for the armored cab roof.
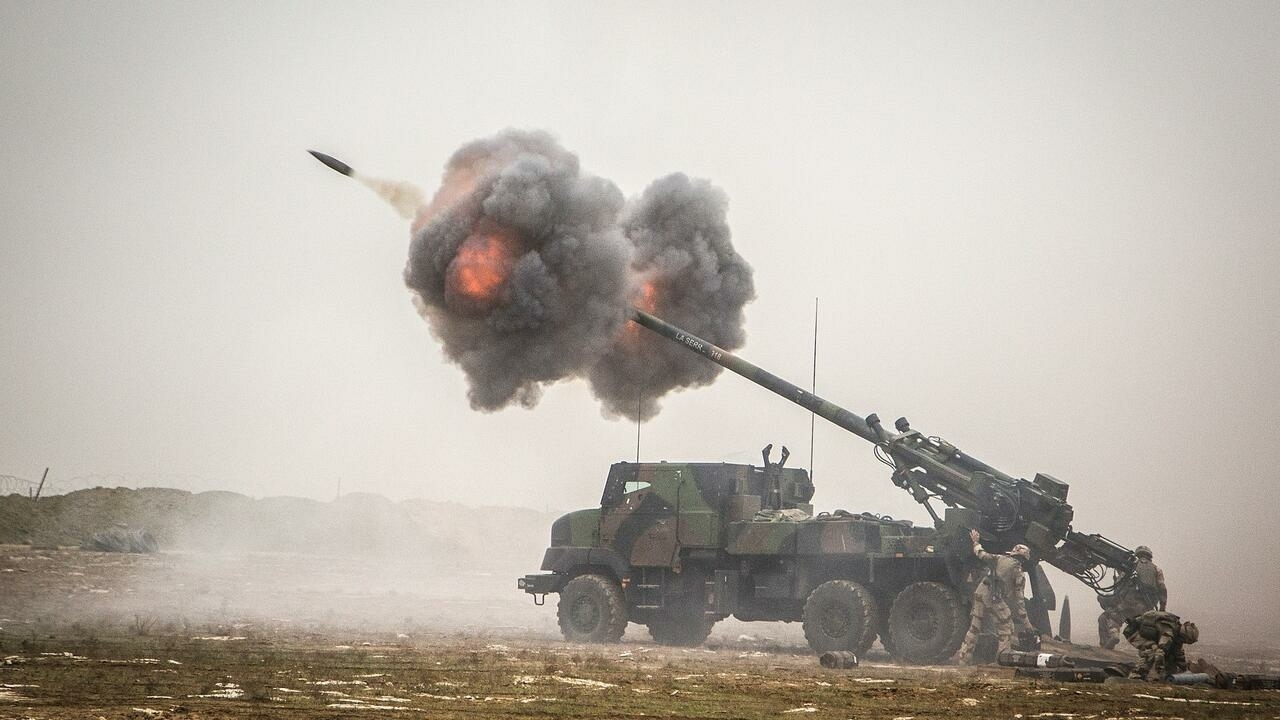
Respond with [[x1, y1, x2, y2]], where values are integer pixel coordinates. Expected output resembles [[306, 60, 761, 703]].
[[602, 461, 813, 512]]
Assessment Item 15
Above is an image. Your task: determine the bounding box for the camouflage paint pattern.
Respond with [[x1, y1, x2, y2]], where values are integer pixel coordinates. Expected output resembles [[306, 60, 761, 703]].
[[552, 459, 948, 567], [1097, 593, 1152, 649], [958, 581, 1013, 661], [958, 543, 1037, 662], [551, 508, 600, 548], [596, 462, 752, 567], [725, 521, 798, 555], [523, 454, 969, 662], [1096, 557, 1167, 648], [1124, 610, 1189, 680]]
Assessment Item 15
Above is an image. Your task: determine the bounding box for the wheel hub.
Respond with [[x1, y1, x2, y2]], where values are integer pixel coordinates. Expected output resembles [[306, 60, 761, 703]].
[[570, 596, 600, 631], [820, 603, 851, 638], [905, 600, 939, 641]]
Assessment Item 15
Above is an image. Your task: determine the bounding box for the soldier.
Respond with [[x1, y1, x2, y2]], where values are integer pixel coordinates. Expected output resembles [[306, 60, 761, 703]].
[[1124, 609, 1198, 680], [1097, 545, 1167, 649], [957, 529, 1038, 665]]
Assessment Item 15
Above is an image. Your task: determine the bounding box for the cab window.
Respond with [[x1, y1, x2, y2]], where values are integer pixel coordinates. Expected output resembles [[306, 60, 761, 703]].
[[601, 465, 638, 507]]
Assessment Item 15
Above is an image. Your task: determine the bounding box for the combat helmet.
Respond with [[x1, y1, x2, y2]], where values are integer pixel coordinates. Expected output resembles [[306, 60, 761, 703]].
[[1010, 544, 1031, 560], [1181, 621, 1199, 644], [1134, 545, 1153, 559]]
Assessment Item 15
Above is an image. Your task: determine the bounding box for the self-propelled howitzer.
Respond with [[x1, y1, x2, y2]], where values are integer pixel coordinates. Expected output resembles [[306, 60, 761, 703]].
[[630, 308, 1138, 601]]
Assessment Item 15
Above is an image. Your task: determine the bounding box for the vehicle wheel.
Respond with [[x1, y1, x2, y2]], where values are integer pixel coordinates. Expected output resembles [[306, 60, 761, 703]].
[[648, 611, 714, 647], [557, 574, 627, 643], [802, 580, 878, 655], [886, 581, 966, 664]]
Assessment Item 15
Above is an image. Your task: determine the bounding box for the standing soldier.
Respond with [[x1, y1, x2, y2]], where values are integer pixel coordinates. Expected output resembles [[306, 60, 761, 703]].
[[957, 529, 1038, 665], [1097, 545, 1167, 649], [1124, 609, 1198, 680]]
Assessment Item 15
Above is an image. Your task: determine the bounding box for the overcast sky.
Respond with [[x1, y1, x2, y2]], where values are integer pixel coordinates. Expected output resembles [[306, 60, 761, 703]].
[[2, 2, 1278, 643]]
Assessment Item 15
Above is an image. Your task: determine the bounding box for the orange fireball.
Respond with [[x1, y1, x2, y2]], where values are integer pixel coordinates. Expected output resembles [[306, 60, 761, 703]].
[[449, 232, 514, 306], [635, 280, 659, 313], [624, 279, 661, 342]]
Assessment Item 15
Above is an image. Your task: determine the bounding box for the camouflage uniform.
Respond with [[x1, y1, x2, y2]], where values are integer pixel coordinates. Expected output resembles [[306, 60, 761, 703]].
[[957, 538, 1035, 663], [1124, 610, 1192, 680], [1098, 549, 1167, 649]]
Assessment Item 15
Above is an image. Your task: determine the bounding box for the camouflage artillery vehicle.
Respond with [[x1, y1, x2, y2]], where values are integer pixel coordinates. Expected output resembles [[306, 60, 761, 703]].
[[521, 308, 1147, 662], [520, 445, 973, 662]]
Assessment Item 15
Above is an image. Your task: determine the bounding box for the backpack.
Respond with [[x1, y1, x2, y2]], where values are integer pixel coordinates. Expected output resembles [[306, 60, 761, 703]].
[[1134, 560, 1160, 589]]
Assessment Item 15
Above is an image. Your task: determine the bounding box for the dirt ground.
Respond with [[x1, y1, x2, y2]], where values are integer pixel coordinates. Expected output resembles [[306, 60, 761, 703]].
[[2, 545, 1278, 719]]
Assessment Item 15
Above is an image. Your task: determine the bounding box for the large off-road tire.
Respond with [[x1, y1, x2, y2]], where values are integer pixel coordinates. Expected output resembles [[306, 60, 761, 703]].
[[802, 580, 878, 655], [648, 612, 715, 647], [886, 581, 967, 664], [557, 574, 628, 643]]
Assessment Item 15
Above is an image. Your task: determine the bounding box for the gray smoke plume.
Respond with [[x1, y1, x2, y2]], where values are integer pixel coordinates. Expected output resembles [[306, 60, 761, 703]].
[[403, 130, 633, 411], [402, 130, 753, 419], [588, 173, 755, 420]]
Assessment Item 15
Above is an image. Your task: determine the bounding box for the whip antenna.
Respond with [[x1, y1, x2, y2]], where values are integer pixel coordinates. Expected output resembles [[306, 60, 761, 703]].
[[810, 298, 818, 482]]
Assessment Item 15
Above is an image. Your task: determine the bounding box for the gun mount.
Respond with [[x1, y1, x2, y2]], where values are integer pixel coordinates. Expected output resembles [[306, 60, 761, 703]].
[[630, 308, 1139, 599]]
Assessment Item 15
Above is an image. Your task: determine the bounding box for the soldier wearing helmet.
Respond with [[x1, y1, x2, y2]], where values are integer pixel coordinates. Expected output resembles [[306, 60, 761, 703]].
[[1124, 609, 1198, 680], [957, 529, 1038, 665], [1097, 544, 1168, 649]]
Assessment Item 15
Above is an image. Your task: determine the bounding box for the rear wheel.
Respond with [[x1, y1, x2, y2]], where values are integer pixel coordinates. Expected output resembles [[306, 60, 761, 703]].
[[648, 611, 714, 647], [557, 574, 627, 643], [886, 581, 966, 664], [802, 580, 878, 655]]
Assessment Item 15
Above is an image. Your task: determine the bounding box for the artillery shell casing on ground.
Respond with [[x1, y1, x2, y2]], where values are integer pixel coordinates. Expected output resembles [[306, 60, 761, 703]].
[[1167, 672, 1214, 685], [1014, 667, 1108, 683], [819, 651, 859, 669], [998, 650, 1074, 668]]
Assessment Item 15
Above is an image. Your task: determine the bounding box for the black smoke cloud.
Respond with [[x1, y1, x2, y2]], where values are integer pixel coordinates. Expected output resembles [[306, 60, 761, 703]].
[[402, 129, 754, 420], [588, 174, 755, 420]]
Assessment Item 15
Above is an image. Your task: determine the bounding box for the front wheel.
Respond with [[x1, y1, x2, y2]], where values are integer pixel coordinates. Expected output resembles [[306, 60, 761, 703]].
[[886, 581, 966, 664], [557, 574, 628, 643]]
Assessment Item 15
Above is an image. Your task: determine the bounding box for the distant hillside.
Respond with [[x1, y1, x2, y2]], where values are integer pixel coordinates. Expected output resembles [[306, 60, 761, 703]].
[[0, 487, 559, 572]]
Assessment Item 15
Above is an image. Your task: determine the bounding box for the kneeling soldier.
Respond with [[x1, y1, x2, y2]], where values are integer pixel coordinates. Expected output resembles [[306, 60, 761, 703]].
[[1124, 609, 1198, 680]]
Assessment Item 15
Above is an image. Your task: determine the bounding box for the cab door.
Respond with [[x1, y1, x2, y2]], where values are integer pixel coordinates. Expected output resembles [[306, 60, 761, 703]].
[[599, 465, 680, 567]]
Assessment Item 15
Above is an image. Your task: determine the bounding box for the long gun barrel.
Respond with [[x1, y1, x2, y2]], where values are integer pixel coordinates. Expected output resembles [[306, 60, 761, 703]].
[[631, 308, 1138, 597]]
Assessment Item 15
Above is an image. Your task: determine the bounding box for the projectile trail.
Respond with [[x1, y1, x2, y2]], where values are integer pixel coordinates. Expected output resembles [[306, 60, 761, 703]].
[[307, 148, 424, 220]]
